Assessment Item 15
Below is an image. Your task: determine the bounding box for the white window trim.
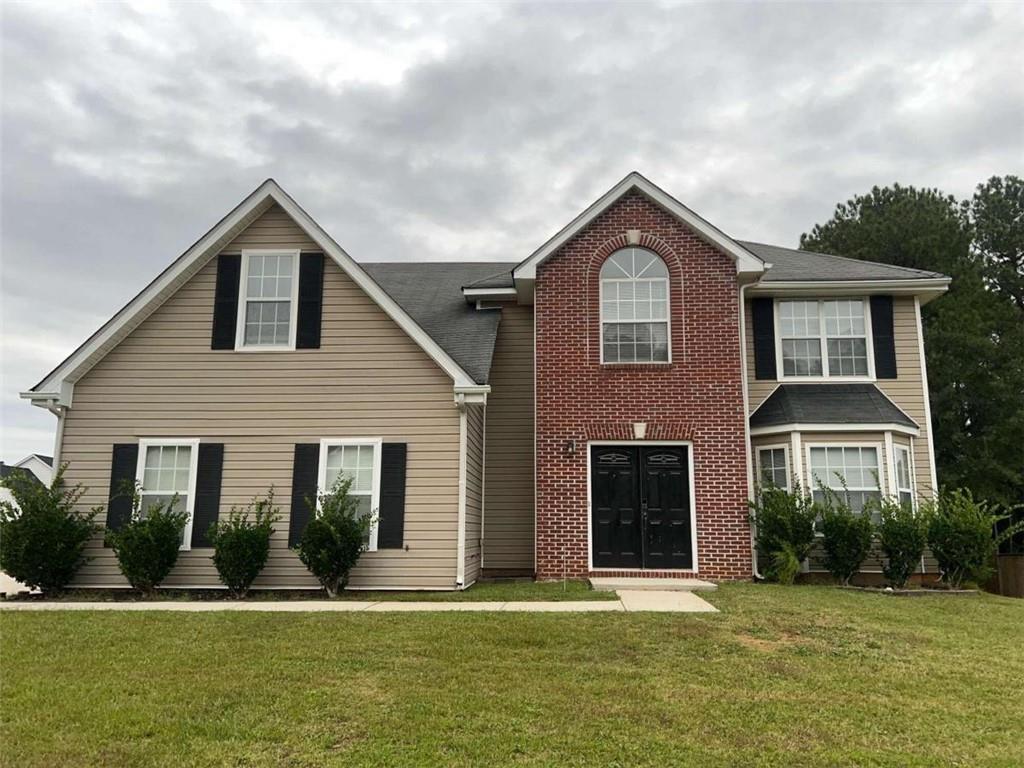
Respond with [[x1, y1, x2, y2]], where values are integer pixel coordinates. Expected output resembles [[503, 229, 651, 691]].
[[804, 440, 885, 504], [235, 249, 301, 351], [756, 443, 790, 491], [775, 297, 875, 381], [135, 438, 201, 551], [598, 249, 673, 365], [317, 437, 383, 552]]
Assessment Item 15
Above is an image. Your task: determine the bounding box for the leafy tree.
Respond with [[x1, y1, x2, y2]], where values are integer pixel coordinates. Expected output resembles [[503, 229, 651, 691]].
[[970, 175, 1024, 311], [802, 181, 1024, 506]]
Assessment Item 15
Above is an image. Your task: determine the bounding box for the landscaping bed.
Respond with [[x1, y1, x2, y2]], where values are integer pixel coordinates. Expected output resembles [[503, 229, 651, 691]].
[[0, 578, 616, 603]]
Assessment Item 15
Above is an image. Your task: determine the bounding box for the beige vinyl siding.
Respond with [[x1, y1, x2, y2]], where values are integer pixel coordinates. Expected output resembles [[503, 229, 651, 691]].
[[463, 404, 485, 586], [744, 296, 936, 499], [482, 303, 535, 571], [61, 204, 462, 590]]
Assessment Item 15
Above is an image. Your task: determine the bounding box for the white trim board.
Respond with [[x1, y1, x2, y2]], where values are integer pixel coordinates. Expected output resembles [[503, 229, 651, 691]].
[[514, 172, 765, 282], [750, 422, 920, 437], [25, 179, 481, 407]]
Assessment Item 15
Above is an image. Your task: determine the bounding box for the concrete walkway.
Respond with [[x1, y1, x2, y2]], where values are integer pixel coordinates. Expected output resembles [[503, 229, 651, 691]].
[[0, 590, 718, 613]]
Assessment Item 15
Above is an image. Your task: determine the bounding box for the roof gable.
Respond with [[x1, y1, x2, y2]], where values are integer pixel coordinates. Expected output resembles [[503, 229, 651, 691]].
[[27, 180, 483, 404], [513, 171, 765, 281]]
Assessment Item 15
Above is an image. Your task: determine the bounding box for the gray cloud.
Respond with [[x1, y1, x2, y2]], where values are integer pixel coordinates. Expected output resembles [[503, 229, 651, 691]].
[[2, 1, 1022, 460]]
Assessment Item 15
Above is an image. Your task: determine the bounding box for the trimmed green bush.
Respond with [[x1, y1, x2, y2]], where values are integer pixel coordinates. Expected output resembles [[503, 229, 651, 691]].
[[819, 490, 874, 586], [105, 488, 189, 595], [294, 476, 374, 597], [923, 489, 1024, 588], [208, 489, 280, 598], [874, 496, 928, 588], [751, 485, 819, 584], [0, 464, 100, 595]]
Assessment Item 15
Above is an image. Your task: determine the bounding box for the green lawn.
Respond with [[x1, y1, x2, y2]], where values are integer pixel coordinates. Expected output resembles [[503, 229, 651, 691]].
[[2, 584, 1021, 767]]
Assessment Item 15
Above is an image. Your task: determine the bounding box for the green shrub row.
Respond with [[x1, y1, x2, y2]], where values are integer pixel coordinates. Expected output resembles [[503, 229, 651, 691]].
[[0, 467, 372, 598], [751, 485, 1023, 588]]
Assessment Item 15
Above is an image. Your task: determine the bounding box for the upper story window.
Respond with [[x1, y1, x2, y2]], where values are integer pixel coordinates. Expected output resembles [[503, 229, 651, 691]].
[[777, 298, 871, 378], [237, 250, 299, 350], [600, 248, 670, 363]]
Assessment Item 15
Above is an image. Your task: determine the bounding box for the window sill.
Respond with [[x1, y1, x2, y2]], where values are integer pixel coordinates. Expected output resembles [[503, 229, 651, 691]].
[[233, 346, 297, 353], [600, 362, 673, 370], [776, 375, 876, 383]]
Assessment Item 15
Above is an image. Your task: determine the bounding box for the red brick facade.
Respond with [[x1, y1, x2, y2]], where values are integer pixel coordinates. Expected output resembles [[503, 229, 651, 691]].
[[534, 190, 753, 580]]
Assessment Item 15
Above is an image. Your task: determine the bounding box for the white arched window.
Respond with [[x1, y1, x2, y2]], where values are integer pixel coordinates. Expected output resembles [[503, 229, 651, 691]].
[[600, 247, 670, 363]]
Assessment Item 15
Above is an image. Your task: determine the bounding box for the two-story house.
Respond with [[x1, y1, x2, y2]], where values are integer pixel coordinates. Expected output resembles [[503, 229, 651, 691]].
[[23, 173, 949, 589]]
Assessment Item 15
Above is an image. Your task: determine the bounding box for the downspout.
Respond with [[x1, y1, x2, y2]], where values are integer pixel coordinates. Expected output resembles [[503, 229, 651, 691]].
[[738, 282, 762, 580], [455, 393, 468, 589]]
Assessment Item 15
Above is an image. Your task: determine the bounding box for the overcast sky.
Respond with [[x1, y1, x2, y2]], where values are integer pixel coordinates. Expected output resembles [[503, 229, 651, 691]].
[[2, 1, 1022, 463]]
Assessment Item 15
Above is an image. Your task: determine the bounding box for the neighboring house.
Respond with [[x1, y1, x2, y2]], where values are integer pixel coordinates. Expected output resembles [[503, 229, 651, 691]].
[[22, 173, 949, 589], [0, 455, 53, 594]]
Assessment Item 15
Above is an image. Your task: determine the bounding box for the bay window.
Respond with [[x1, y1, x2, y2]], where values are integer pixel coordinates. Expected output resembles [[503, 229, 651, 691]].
[[808, 445, 881, 517], [757, 446, 789, 490], [894, 445, 914, 508]]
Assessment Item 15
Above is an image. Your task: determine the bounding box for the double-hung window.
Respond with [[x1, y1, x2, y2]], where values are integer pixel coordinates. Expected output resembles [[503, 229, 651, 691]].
[[894, 445, 914, 508], [135, 439, 199, 549], [600, 248, 670, 363], [808, 445, 882, 518], [778, 299, 870, 378], [757, 446, 789, 490], [318, 439, 381, 551], [237, 250, 299, 349]]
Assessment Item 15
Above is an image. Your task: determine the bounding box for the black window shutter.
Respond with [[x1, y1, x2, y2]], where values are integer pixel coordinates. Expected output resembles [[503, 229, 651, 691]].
[[377, 443, 408, 549], [289, 444, 320, 547], [296, 252, 324, 349], [751, 298, 777, 380], [211, 254, 241, 350], [870, 295, 898, 379], [190, 443, 224, 548], [106, 444, 139, 538]]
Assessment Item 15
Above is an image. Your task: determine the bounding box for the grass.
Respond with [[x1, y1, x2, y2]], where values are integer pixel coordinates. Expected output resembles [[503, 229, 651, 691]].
[[12, 578, 615, 602], [1, 583, 1021, 767]]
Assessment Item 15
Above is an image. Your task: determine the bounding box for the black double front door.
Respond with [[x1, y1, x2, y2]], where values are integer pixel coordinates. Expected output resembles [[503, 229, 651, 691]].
[[590, 445, 693, 570]]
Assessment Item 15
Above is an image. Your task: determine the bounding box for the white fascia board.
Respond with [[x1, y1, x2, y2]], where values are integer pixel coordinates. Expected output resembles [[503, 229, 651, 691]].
[[27, 180, 480, 406], [513, 172, 765, 281], [749, 422, 920, 437], [747, 278, 951, 299], [462, 287, 518, 300]]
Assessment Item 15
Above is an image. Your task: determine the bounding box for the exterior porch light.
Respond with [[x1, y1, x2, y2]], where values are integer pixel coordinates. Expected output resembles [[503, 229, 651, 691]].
[[565, 439, 578, 456]]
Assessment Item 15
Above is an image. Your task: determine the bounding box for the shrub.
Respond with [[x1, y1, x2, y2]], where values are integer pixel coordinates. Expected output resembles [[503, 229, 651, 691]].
[[294, 476, 374, 597], [208, 489, 280, 598], [0, 464, 101, 595], [874, 496, 927, 588], [105, 486, 189, 595], [923, 489, 1024, 588], [751, 485, 819, 584], [819, 489, 874, 586]]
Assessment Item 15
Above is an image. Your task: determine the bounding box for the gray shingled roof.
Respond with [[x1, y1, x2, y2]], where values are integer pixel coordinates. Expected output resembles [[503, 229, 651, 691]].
[[361, 262, 517, 385], [0, 464, 43, 486], [464, 267, 515, 289], [739, 241, 946, 282], [750, 384, 917, 429]]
